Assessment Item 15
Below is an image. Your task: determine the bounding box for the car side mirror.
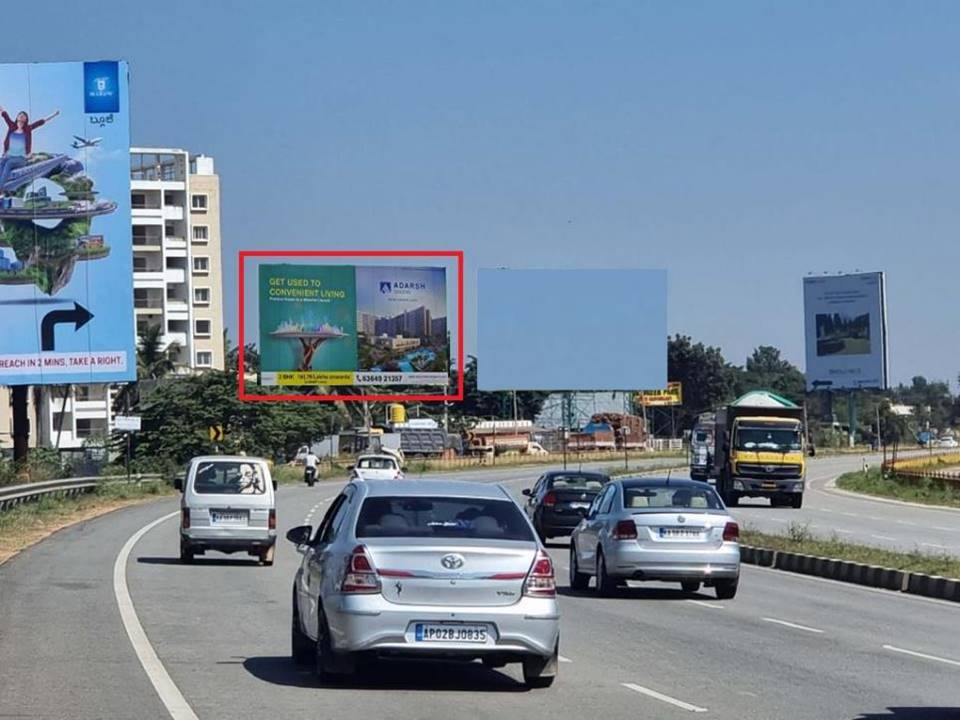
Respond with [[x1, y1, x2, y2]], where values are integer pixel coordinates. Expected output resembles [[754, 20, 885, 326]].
[[173, 475, 184, 492], [286, 525, 312, 548], [521, 488, 532, 497], [347, 465, 355, 471]]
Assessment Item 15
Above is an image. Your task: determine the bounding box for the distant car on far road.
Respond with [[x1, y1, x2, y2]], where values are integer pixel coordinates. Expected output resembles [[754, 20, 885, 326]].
[[936, 436, 959, 449], [569, 478, 740, 600], [350, 454, 404, 481], [522, 471, 611, 541]]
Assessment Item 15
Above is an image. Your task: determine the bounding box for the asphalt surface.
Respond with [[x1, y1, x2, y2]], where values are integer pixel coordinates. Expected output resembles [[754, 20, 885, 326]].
[[1, 454, 958, 719]]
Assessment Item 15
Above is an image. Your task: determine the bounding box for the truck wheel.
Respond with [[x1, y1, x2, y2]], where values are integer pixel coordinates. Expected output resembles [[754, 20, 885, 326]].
[[725, 492, 739, 507], [791, 494, 803, 509]]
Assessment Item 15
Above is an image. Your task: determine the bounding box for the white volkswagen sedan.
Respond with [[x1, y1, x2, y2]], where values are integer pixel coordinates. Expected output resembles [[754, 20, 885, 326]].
[[287, 479, 560, 687], [349, 454, 404, 481]]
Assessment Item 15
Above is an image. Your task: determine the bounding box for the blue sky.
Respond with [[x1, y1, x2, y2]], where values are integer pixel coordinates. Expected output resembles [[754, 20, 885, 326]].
[[1, 1, 958, 387]]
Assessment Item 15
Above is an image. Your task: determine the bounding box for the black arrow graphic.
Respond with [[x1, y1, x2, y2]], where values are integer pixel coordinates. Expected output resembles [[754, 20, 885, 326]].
[[41, 302, 94, 351]]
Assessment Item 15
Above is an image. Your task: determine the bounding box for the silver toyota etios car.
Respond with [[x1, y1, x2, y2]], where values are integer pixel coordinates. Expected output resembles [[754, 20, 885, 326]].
[[287, 479, 560, 687], [569, 478, 740, 599]]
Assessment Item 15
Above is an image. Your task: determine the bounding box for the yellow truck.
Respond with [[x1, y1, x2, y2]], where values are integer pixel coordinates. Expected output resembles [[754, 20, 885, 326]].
[[710, 391, 807, 509]]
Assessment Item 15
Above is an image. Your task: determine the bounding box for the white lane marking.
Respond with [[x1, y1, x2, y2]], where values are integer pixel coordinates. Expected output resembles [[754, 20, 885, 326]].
[[883, 645, 960, 668], [835, 529, 854, 535], [686, 599, 725, 610], [934, 526, 959, 533], [113, 512, 199, 720], [622, 683, 708, 713], [303, 498, 331, 525], [762, 617, 824, 634], [559, 655, 573, 663], [870, 534, 896, 541], [896, 520, 917, 526], [921, 542, 949, 551], [840, 512, 858, 518]]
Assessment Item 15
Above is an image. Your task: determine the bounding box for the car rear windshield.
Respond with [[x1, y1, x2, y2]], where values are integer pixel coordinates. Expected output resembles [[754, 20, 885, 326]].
[[357, 457, 396, 469], [192, 461, 267, 495], [548, 474, 608, 491], [356, 496, 534, 541], [623, 485, 723, 511]]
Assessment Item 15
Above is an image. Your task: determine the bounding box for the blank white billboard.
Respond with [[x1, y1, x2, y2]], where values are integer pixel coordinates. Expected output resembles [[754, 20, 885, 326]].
[[803, 272, 888, 391]]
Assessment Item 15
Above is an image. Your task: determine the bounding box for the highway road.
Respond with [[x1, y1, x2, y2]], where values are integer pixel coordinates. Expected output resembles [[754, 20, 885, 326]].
[[1, 454, 958, 719]]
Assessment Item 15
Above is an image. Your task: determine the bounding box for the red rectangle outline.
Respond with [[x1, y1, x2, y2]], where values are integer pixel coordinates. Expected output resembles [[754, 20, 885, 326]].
[[238, 250, 464, 403]]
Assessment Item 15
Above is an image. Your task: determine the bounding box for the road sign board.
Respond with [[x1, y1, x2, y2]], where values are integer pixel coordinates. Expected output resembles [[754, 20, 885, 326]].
[[637, 382, 683, 406], [208, 425, 224, 442], [0, 61, 134, 386], [114, 415, 141, 432]]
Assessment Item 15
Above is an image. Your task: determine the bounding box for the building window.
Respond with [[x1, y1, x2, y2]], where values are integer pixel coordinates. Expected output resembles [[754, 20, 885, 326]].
[[195, 319, 212, 337], [191, 194, 208, 211], [196, 351, 213, 367], [193, 256, 209, 273], [131, 193, 146, 209], [193, 287, 210, 305], [192, 225, 209, 242]]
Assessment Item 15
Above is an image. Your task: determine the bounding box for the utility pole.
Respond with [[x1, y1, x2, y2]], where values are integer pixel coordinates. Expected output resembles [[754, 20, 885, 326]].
[[512, 390, 518, 423]]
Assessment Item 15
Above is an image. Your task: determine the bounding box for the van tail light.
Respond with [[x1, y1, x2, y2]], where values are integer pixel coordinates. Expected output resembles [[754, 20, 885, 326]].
[[268, 509, 277, 530], [542, 491, 557, 507], [181, 508, 190, 529], [613, 519, 638, 540], [342, 545, 381, 594], [523, 549, 556, 598], [723, 521, 740, 542]]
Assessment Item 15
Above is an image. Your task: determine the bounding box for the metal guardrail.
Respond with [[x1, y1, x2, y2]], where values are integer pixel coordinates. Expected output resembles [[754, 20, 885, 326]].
[[0, 474, 163, 512], [882, 450, 960, 487]]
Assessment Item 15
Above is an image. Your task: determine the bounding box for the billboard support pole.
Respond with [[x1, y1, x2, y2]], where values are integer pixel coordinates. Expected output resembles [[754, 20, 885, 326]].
[[847, 392, 858, 448], [12, 385, 29, 464]]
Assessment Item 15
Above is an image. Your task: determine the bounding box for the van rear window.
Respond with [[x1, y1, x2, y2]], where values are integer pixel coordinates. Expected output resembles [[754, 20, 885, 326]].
[[356, 496, 533, 541], [192, 461, 266, 495]]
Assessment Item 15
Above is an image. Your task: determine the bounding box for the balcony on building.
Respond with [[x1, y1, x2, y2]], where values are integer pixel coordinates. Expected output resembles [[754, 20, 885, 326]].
[[134, 288, 164, 315], [131, 151, 187, 185], [133, 226, 162, 251]]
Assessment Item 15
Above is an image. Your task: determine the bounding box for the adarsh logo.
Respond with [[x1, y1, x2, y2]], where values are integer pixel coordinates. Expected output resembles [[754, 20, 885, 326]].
[[379, 280, 427, 294], [84, 61, 120, 114], [379, 281, 392, 294]]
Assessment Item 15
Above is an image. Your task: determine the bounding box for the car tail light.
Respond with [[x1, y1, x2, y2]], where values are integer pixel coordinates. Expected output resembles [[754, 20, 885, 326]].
[[723, 521, 739, 542], [342, 545, 381, 594], [543, 491, 557, 507], [268, 509, 277, 530], [523, 549, 556, 598], [613, 519, 638, 540], [181, 508, 190, 529]]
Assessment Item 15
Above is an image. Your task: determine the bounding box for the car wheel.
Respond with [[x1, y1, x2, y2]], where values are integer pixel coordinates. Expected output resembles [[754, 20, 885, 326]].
[[715, 577, 739, 600], [315, 605, 355, 680], [179, 539, 194, 564], [260, 545, 275, 566], [291, 588, 315, 665], [791, 494, 803, 509], [569, 543, 590, 591], [596, 549, 618, 598], [522, 641, 559, 688], [681, 580, 700, 594]]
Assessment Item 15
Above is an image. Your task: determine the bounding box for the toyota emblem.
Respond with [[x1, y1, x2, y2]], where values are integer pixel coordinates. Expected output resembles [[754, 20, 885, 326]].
[[677, 515, 686, 524], [441, 553, 465, 570]]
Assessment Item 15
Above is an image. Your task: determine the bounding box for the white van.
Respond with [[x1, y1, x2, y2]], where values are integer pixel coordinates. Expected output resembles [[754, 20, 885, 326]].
[[177, 455, 277, 565]]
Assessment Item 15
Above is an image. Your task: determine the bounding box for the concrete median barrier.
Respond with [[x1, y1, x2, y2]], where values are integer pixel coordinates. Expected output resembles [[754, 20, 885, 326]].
[[741, 544, 951, 602]]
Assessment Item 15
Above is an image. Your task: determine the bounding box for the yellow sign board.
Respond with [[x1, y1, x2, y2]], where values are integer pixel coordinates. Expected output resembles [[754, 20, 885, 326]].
[[275, 371, 355, 386], [637, 382, 683, 406], [208, 425, 224, 442]]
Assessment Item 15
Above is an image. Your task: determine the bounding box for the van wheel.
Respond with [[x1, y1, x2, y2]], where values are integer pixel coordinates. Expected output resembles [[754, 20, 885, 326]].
[[179, 540, 194, 564], [291, 589, 315, 665], [260, 545, 275, 566], [522, 641, 558, 688], [569, 543, 590, 591]]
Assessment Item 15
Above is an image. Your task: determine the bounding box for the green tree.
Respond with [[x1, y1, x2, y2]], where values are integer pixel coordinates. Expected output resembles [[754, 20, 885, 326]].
[[668, 335, 737, 430], [735, 346, 806, 404], [448, 357, 550, 425], [114, 325, 182, 412]]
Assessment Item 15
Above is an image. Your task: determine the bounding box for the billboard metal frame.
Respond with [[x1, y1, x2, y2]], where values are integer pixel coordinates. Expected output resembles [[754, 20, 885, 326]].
[[238, 250, 464, 402]]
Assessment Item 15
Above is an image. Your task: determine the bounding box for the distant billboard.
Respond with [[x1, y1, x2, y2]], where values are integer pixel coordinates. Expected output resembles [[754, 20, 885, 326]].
[[637, 382, 682, 406], [803, 272, 888, 391], [259, 264, 449, 388], [0, 61, 134, 386], [477, 269, 667, 391]]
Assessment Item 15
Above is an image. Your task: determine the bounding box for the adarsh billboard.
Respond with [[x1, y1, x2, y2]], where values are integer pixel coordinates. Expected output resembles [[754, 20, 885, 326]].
[[0, 61, 134, 386], [803, 272, 888, 391], [259, 264, 449, 387]]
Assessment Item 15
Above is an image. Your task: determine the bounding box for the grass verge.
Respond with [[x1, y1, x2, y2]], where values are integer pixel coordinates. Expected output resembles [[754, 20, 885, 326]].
[[836, 467, 960, 509], [0, 481, 175, 566], [742, 524, 960, 579]]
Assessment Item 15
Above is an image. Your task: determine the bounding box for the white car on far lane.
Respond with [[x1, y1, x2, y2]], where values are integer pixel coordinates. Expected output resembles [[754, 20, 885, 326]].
[[350, 454, 404, 481]]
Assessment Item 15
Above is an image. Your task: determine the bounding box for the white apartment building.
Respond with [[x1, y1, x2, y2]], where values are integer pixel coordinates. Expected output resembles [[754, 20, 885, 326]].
[[2, 148, 226, 451]]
